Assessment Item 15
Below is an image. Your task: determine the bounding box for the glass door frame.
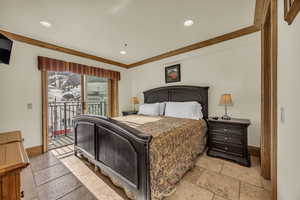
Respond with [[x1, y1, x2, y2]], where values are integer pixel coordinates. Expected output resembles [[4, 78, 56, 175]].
[[42, 72, 113, 153], [81, 75, 109, 116]]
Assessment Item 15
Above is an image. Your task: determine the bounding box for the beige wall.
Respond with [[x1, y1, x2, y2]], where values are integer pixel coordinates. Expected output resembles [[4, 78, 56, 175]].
[[277, 1, 300, 199], [129, 33, 261, 147], [0, 32, 262, 149], [0, 41, 132, 148]]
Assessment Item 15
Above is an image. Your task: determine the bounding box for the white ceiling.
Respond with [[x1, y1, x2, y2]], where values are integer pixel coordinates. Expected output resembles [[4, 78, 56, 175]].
[[0, 0, 255, 64]]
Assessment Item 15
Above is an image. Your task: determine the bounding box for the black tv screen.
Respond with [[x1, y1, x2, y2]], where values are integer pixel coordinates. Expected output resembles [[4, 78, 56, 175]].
[[0, 33, 13, 64]]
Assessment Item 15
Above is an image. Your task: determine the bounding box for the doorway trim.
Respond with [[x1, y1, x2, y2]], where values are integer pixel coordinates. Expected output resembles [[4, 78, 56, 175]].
[[260, 0, 277, 199], [270, 0, 278, 199], [41, 73, 117, 152], [41, 71, 49, 153], [41, 72, 85, 153], [261, 8, 272, 180]]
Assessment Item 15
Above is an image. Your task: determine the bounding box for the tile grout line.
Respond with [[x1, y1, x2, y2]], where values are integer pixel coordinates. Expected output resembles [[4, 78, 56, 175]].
[[31, 158, 61, 173], [193, 170, 226, 200], [32, 160, 63, 173], [29, 165, 39, 188], [221, 170, 266, 190], [211, 193, 215, 200], [197, 156, 270, 200], [196, 157, 240, 200], [219, 161, 225, 174], [29, 154, 75, 199], [214, 161, 266, 190], [35, 155, 89, 199], [55, 185, 83, 200], [28, 153, 106, 200], [35, 171, 72, 188]]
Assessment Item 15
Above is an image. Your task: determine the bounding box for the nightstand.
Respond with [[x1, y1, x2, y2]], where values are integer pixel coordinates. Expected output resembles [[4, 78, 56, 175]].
[[122, 111, 138, 116], [207, 118, 251, 167]]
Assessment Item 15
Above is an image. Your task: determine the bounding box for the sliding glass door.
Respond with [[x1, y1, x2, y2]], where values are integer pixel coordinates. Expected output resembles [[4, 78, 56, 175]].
[[47, 71, 82, 150], [47, 73, 109, 150], [85, 76, 108, 116]]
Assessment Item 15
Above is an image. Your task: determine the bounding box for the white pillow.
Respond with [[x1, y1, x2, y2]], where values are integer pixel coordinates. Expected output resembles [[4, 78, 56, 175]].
[[158, 102, 166, 115], [138, 103, 160, 116], [164, 101, 203, 120]]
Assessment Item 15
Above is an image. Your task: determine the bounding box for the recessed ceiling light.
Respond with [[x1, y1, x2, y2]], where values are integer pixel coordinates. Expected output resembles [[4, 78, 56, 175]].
[[120, 50, 127, 55], [40, 21, 52, 28], [184, 20, 194, 27]]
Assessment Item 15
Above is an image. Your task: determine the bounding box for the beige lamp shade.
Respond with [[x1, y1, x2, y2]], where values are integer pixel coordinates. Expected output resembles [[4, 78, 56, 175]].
[[131, 97, 140, 105], [219, 94, 233, 106]]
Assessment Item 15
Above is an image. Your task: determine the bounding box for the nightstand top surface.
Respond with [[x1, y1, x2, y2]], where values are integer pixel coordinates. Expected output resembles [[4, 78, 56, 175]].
[[208, 117, 251, 125]]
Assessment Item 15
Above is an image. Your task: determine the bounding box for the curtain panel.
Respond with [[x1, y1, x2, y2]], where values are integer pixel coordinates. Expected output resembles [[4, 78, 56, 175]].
[[108, 79, 119, 117], [37, 56, 121, 81]]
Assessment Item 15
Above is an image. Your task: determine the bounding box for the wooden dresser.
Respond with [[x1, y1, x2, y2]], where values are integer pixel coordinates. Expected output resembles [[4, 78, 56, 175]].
[[207, 118, 251, 167], [0, 131, 29, 200]]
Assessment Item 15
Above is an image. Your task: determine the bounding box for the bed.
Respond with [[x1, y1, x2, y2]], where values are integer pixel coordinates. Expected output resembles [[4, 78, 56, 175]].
[[74, 85, 209, 200]]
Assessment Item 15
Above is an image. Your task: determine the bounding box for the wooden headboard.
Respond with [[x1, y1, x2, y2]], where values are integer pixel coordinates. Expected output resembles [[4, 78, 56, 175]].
[[143, 85, 209, 119]]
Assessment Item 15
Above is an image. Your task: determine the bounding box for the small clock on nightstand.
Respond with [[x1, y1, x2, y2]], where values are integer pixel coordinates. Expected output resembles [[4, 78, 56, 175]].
[[122, 111, 138, 116], [207, 117, 251, 167]]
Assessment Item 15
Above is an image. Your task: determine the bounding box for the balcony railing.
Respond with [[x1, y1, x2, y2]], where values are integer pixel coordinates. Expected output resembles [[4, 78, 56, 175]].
[[48, 101, 106, 138]]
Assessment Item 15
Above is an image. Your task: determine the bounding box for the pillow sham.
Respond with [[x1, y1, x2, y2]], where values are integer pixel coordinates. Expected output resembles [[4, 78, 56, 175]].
[[138, 103, 160, 116], [158, 102, 166, 115], [164, 101, 203, 120]]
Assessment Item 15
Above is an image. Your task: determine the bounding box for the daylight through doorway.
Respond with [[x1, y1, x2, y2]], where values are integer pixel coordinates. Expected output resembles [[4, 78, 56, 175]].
[[48, 71, 81, 150], [47, 72, 109, 151]]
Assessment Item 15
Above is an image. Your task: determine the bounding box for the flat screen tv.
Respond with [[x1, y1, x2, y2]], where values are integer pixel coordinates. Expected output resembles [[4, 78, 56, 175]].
[[0, 33, 13, 64]]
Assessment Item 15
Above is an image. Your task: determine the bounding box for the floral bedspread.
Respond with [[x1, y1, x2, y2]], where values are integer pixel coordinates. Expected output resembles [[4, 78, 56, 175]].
[[112, 115, 207, 200]]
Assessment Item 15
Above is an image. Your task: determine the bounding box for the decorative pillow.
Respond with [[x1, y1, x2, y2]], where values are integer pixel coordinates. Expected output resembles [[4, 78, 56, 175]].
[[138, 103, 160, 116], [158, 102, 166, 115], [164, 101, 203, 120]]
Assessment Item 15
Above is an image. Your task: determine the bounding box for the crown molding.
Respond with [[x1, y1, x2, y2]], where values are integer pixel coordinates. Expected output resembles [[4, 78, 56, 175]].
[[0, 29, 128, 69], [1, 15, 261, 69], [127, 25, 260, 68]]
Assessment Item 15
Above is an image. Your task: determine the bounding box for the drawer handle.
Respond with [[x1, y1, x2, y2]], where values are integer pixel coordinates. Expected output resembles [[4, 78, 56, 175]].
[[224, 147, 228, 150], [225, 137, 228, 140]]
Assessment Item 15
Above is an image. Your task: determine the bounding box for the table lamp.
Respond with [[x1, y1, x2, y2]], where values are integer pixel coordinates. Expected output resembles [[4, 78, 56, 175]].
[[131, 97, 140, 111], [219, 94, 233, 120]]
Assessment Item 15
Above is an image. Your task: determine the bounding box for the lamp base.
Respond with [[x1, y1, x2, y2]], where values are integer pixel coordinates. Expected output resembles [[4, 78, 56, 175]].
[[221, 115, 231, 120], [133, 104, 138, 112]]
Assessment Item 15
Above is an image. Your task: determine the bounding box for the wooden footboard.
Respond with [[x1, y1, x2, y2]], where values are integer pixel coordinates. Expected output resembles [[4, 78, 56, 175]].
[[74, 115, 152, 200]]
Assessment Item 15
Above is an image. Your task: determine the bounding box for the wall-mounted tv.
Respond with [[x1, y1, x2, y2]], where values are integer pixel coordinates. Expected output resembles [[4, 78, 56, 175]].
[[0, 33, 13, 64]]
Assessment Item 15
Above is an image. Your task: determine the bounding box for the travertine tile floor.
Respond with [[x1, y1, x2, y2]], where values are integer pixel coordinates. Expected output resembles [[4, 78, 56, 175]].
[[61, 155, 125, 200], [166, 154, 271, 200], [61, 152, 271, 200], [22, 149, 271, 200], [21, 152, 97, 200]]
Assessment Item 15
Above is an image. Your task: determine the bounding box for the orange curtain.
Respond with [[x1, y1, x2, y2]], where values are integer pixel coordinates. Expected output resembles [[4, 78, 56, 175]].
[[41, 71, 49, 152], [38, 56, 120, 81], [107, 79, 119, 117]]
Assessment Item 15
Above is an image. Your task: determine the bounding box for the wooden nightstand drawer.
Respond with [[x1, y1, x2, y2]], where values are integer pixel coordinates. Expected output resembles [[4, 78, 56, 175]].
[[210, 142, 245, 157], [207, 118, 251, 167], [210, 131, 243, 145], [209, 123, 243, 135]]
